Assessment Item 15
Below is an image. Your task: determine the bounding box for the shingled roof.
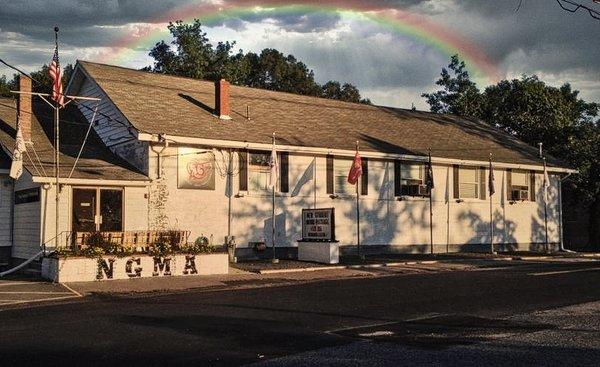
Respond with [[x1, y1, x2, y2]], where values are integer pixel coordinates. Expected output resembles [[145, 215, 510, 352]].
[[76, 61, 568, 168], [0, 97, 148, 181]]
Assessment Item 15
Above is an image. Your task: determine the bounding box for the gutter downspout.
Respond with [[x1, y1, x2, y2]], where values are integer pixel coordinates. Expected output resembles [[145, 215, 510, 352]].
[[558, 172, 573, 252], [150, 135, 169, 179]]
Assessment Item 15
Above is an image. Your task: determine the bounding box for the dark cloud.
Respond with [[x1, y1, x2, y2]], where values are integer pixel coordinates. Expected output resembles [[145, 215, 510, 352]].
[[0, 0, 599, 105]]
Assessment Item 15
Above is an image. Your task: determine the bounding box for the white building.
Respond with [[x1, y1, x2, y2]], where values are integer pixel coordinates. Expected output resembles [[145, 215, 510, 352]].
[[0, 61, 575, 264]]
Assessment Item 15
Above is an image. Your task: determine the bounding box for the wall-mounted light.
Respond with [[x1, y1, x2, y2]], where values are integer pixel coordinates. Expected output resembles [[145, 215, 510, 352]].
[[456, 198, 464, 203]]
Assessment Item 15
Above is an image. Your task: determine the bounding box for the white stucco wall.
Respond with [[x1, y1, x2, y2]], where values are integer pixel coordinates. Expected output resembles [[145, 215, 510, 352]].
[[147, 145, 561, 252]]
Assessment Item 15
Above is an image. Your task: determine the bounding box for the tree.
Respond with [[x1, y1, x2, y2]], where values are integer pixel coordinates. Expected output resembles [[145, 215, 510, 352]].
[[423, 54, 600, 248], [421, 54, 484, 117], [147, 19, 369, 103], [0, 74, 18, 97], [0, 63, 74, 97]]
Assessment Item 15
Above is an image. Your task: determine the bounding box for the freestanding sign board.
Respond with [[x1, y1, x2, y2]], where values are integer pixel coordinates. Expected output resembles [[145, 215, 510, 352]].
[[301, 208, 336, 242]]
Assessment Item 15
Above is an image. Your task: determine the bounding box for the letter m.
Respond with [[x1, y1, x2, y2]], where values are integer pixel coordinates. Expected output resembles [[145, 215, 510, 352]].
[[153, 257, 172, 276]]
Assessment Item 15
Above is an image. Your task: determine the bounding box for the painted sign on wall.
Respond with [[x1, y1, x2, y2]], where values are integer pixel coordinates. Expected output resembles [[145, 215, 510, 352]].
[[302, 208, 336, 242], [178, 148, 216, 190]]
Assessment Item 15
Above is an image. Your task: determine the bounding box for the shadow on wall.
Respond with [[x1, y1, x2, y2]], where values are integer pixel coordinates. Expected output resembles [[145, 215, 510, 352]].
[[233, 157, 431, 254], [457, 210, 517, 252], [530, 179, 559, 251]]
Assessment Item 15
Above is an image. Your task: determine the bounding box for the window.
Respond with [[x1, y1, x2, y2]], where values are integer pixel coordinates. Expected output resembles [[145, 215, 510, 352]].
[[248, 152, 272, 193], [396, 163, 430, 197], [509, 170, 531, 201], [458, 167, 480, 199], [334, 159, 358, 195]]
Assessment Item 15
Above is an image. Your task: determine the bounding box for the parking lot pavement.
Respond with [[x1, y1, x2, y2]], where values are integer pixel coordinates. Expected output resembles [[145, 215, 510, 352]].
[[0, 278, 81, 309]]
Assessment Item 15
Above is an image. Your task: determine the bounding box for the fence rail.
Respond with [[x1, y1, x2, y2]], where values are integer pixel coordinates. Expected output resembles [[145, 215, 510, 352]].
[[71, 230, 191, 250]]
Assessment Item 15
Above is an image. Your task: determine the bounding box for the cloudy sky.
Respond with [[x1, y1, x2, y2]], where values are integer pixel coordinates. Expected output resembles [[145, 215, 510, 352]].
[[1, 0, 599, 109]]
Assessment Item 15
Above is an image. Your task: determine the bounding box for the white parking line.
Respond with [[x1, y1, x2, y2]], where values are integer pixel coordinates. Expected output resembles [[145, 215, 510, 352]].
[[529, 268, 600, 276], [0, 295, 81, 307], [0, 291, 73, 295], [0, 282, 34, 287]]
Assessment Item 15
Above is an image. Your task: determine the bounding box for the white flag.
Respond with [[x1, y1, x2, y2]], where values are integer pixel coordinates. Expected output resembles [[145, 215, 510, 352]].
[[543, 162, 550, 203], [9, 125, 26, 179], [268, 142, 278, 189]]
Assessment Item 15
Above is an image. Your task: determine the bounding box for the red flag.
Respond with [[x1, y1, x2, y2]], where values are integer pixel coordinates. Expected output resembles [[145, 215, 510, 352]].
[[49, 46, 64, 106], [347, 152, 362, 185]]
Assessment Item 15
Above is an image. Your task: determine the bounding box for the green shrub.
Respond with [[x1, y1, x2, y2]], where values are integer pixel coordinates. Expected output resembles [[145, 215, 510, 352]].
[[182, 236, 213, 254], [149, 236, 173, 257]]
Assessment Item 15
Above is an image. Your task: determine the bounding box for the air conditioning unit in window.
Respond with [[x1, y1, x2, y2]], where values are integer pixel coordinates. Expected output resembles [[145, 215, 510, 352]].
[[519, 190, 529, 200], [418, 185, 430, 196], [512, 189, 528, 201]]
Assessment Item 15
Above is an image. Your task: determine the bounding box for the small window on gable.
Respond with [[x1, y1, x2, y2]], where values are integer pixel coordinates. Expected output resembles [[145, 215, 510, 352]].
[[458, 167, 480, 199], [334, 158, 359, 195], [248, 151, 273, 193], [510, 170, 531, 201]]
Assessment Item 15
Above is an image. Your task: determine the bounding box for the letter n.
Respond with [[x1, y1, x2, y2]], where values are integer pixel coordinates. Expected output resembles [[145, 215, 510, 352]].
[[97, 258, 115, 280]]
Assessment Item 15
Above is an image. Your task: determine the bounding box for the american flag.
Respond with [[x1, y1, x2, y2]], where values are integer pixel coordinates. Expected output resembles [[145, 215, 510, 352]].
[[49, 46, 64, 105]]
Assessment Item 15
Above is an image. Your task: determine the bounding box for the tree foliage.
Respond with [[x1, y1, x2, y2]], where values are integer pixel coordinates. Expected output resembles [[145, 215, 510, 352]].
[[148, 19, 370, 104], [424, 54, 600, 247], [0, 63, 73, 97]]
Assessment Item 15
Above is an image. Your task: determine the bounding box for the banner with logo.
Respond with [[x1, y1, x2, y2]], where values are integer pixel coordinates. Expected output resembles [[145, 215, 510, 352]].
[[178, 148, 216, 190]]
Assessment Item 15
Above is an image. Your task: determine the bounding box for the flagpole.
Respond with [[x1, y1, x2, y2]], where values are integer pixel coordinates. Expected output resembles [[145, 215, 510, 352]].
[[271, 133, 278, 263], [355, 141, 361, 259], [489, 153, 495, 254], [54, 27, 60, 250], [543, 157, 549, 253], [427, 149, 434, 254]]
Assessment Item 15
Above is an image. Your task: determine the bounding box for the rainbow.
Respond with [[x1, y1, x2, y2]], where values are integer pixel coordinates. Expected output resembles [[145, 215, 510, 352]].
[[99, 0, 501, 83]]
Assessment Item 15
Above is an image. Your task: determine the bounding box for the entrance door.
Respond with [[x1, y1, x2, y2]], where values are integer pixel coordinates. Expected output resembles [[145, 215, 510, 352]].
[[72, 189, 97, 232], [99, 189, 123, 232], [72, 188, 123, 232]]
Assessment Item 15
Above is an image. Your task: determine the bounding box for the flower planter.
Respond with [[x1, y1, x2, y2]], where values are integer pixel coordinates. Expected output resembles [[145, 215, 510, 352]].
[[42, 253, 229, 283]]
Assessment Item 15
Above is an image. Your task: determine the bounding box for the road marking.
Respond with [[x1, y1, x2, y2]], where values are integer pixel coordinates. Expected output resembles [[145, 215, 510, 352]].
[[529, 268, 600, 276], [358, 331, 395, 337], [0, 282, 33, 287], [0, 291, 73, 295], [61, 282, 83, 297], [325, 313, 444, 334], [0, 295, 81, 308]]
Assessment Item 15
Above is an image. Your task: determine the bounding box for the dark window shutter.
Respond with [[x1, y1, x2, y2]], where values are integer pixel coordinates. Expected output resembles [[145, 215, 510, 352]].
[[238, 150, 247, 191], [506, 169, 512, 200], [279, 152, 289, 193], [453, 165, 460, 199], [361, 158, 368, 196], [394, 160, 402, 196], [326, 155, 334, 194], [480, 167, 486, 200], [530, 170, 536, 201]]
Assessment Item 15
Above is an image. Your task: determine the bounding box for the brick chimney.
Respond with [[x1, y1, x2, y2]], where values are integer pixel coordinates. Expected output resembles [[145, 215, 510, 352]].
[[17, 75, 32, 142], [215, 79, 231, 120]]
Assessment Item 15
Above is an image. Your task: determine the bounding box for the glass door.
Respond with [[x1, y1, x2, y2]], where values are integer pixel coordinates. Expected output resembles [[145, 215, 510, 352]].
[[72, 189, 97, 232], [99, 189, 123, 232], [72, 188, 123, 232]]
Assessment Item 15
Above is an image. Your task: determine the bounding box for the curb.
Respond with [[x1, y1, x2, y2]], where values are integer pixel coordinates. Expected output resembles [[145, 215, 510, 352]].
[[257, 260, 439, 274]]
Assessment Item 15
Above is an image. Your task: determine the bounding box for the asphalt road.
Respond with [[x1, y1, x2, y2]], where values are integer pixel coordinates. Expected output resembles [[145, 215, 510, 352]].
[[1, 261, 600, 366]]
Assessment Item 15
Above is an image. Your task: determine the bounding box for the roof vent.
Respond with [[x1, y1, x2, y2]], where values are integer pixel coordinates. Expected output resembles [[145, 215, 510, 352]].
[[215, 79, 231, 120]]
